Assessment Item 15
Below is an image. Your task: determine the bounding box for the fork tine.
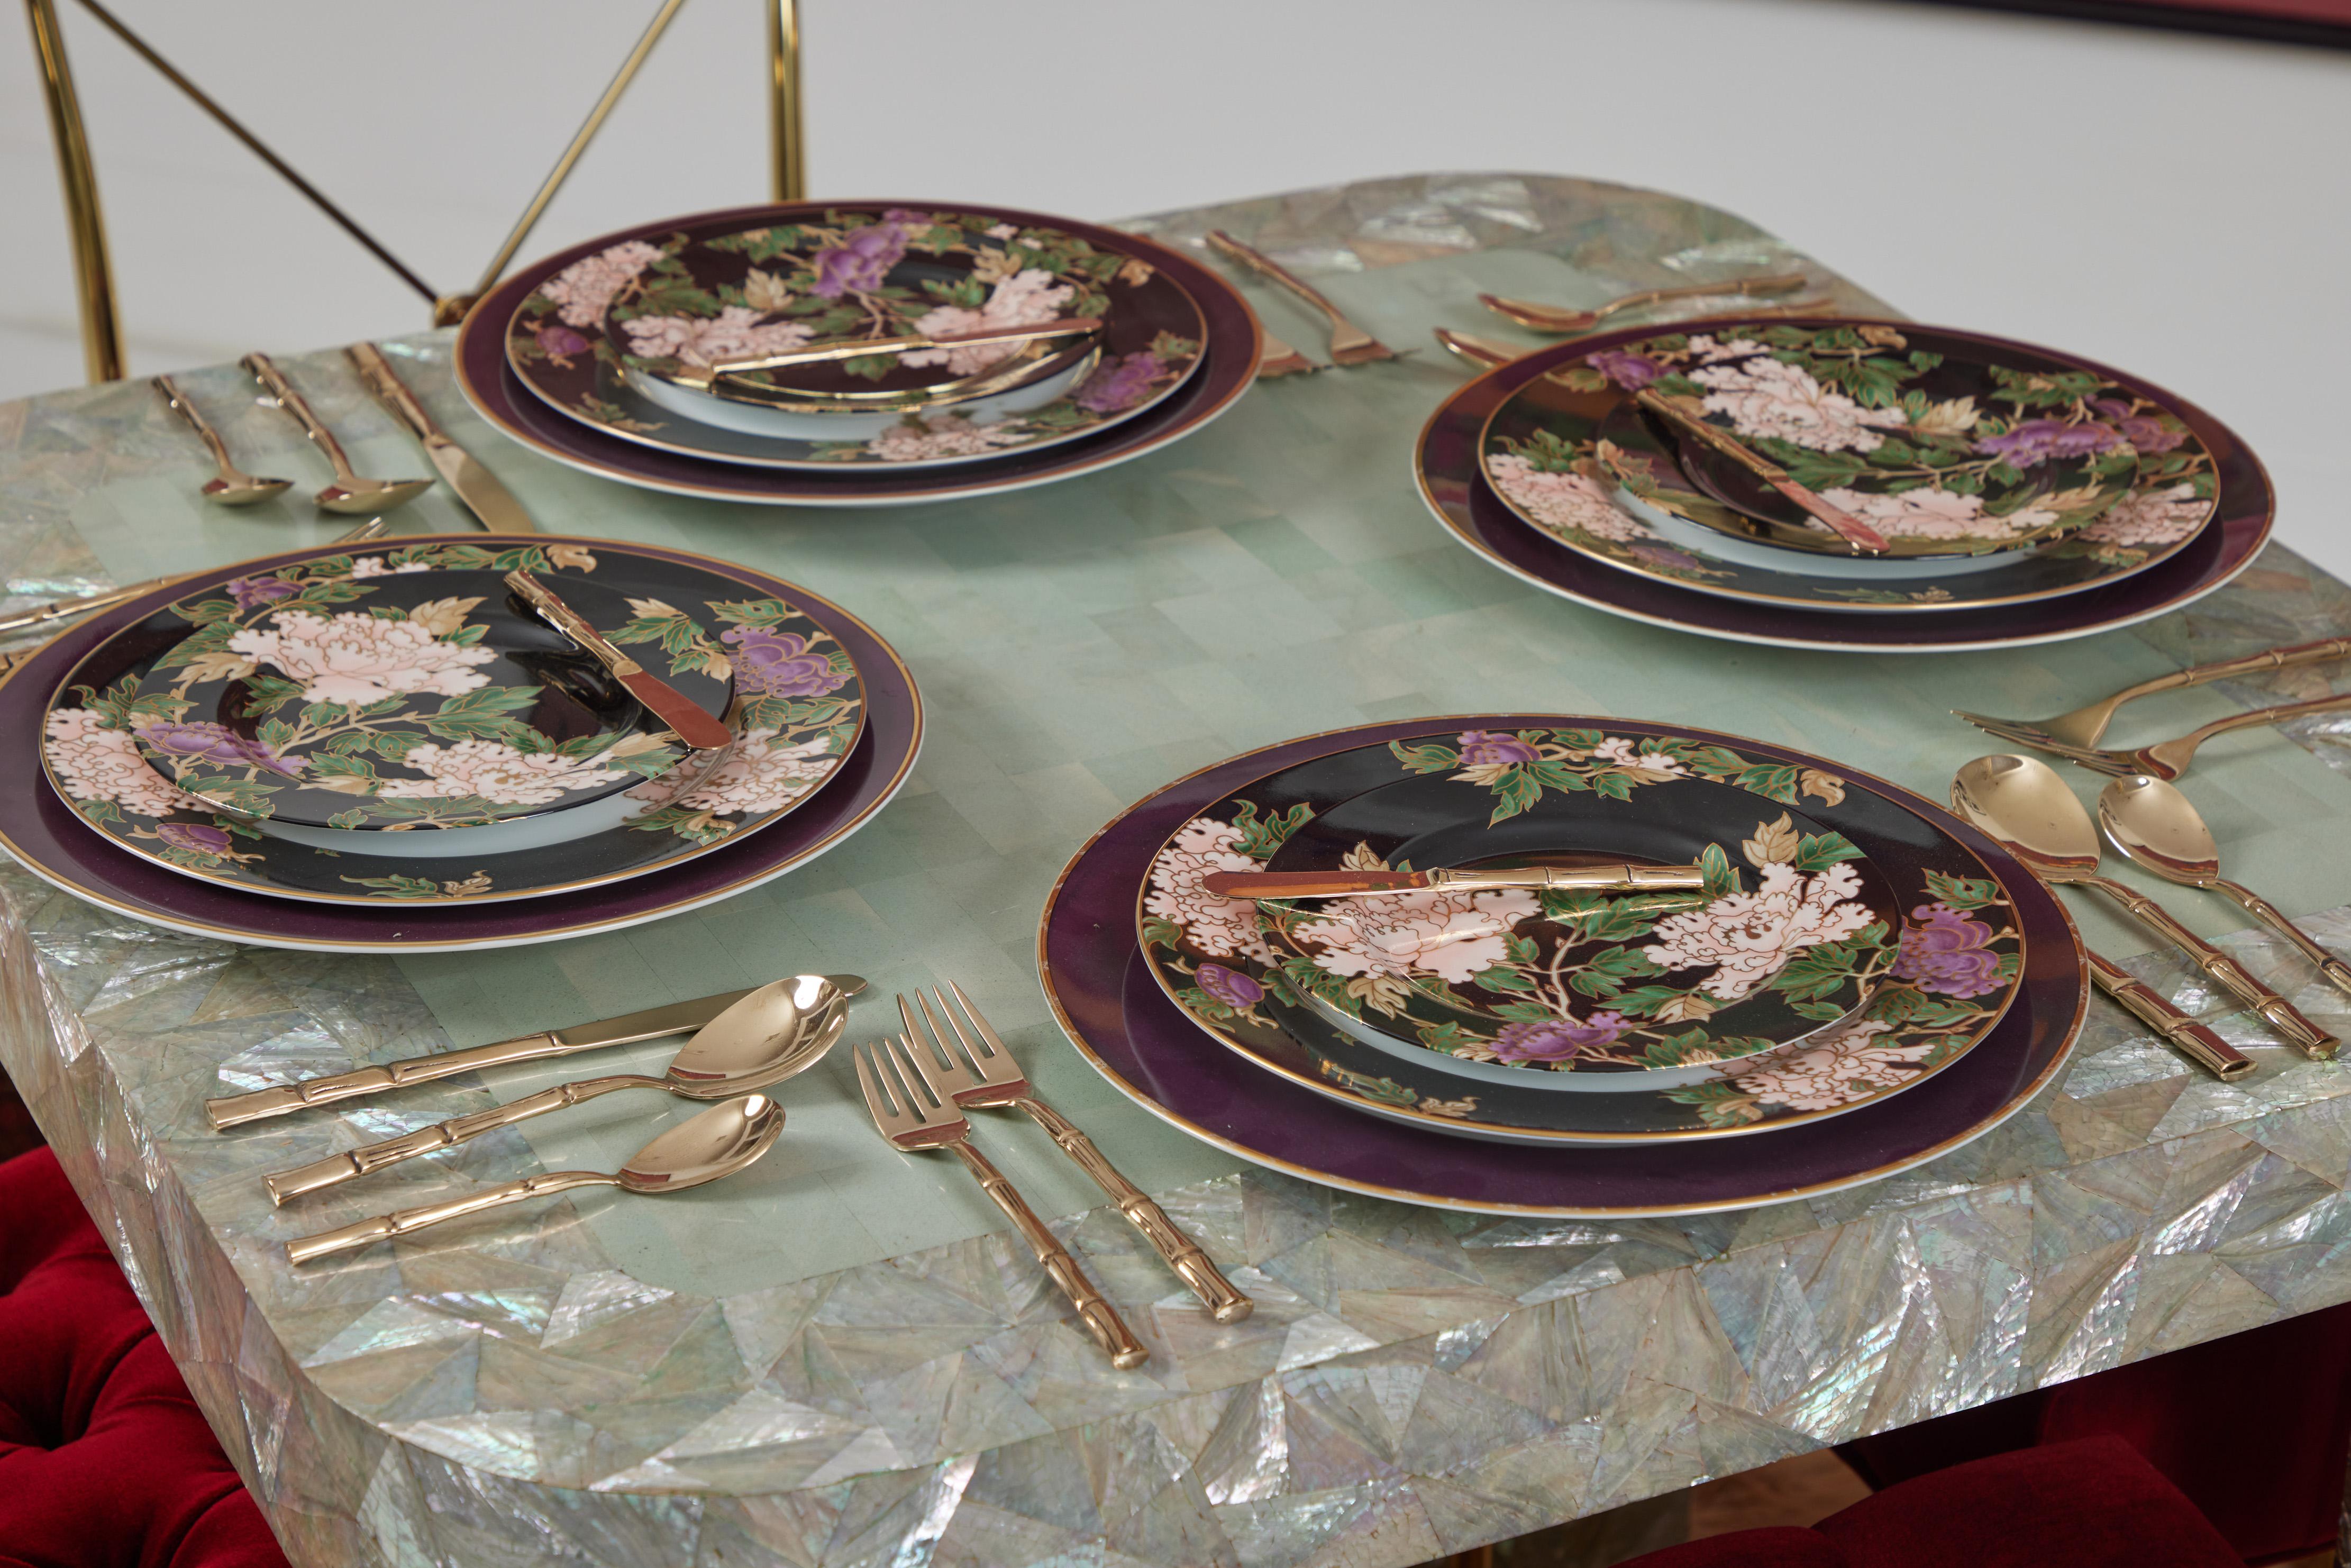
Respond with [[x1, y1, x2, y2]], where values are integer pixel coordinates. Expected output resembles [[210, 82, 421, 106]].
[[886, 1033, 950, 1108], [897, 993, 934, 1063], [923, 988, 985, 1071], [943, 981, 1005, 1062], [853, 1044, 896, 1129]]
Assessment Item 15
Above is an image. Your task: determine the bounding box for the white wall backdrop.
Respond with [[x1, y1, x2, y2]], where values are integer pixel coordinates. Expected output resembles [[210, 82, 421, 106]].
[[3, 0, 2347, 571]]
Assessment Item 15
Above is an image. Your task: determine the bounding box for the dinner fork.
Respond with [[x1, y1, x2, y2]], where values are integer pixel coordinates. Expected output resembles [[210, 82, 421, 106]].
[[1954, 636, 2351, 751], [1205, 230, 1397, 366], [1967, 691, 2351, 780], [901, 986, 1251, 1323], [854, 1037, 1149, 1369], [1476, 272, 1812, 334]]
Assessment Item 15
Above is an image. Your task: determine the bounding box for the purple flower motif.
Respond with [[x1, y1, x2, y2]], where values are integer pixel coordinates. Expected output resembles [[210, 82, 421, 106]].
[[1195, 963, 1263, 1010], [156, 822, 233, 857], [1628, 543, 1705, 571], [810, 222, 907, 298], [1493, 1011, 1627, 1064], [1072, 351, 1163, 414], [138, 719, 302, 778], [1890, 901, 2004, 998], [535, 324, 590, 358], [1457, 730, 1541, 765], [225, 575, 299, 612], [722, 625, 850, 698], [1972, 418, 2128, 469], [1589, 350, 1663, 390], [881, 208, 933, 225], [2088, 400, 2187, 455]]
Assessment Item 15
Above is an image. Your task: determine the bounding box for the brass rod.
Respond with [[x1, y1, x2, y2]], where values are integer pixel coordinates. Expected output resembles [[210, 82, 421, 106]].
[[67, 0, 439, 306], [767, 0, 805, 202], [466, 0, 688, 305], [25, 0, 124, 382]]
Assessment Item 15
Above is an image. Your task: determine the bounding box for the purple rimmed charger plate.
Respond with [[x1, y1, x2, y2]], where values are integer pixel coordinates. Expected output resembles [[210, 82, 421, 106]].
[[1038, 717, 2089, 1216], [1415, 322, 2274, 654], [0, 535, 922, 952]]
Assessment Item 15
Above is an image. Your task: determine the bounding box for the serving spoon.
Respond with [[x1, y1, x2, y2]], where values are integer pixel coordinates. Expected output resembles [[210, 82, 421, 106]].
[[286, 1093, 783, 1263], [1952, 754, 2333, 1061], [264, 973, 849, 1203], [2099, 774, 2351, 999]]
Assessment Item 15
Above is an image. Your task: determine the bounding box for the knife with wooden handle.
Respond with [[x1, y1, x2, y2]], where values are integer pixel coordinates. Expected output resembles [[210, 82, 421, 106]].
[[346, 342, 536, 533], [505, 569, 734, 752], [1201, 864, 1709, 899]]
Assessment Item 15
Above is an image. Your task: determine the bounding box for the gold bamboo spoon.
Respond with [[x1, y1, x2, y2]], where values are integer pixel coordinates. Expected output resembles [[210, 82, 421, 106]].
[[153, 375, 290, 504], [2099, 775, 2351, 999], [245, 352, 432, 514], [287, 1094, 783, 1264]]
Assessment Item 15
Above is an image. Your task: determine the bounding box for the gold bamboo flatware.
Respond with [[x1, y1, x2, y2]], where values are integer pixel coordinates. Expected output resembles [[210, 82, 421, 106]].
[[1952, 754, 2332, 1062], [1633, 389, 1890, 554], [1965, 691, 2351, 781], [244, 351, 432, 514], [1434, 329, 1525, 370], [1201, 863, 1708, 900], [153, 375, 290, 505], [1205, 230, 1396, 367], [205, 974, 862, 1128], [0, 516, 387, 642], [900, 984, 1252, 1324], [855, 1035, 1149, 1369], [1954, 636, 2351, 752], [1477, 272, 1811, 334], [286, 1093, 783, 1264], [262, 973, 848, 1203], [506, 569, 733, 752], [1253, 326, 1317, 378], [2099, 775, 2351, 999], [659, 318, 1105, 394], [344, 342, 535, 533]]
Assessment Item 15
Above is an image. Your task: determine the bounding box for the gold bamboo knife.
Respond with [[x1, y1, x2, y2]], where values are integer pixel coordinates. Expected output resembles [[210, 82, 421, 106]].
[[659, 317, 1105, 394], [345, 342, 536, 533], [203, 977, 865, 1128], [505, 570, 734, 752], [1633, 390, 1889, 553], [1204, 863, 1708, 899], [1477, 273, 1812, 334]]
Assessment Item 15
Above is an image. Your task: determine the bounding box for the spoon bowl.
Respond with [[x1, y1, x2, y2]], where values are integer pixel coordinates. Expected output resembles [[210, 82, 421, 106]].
[[1949, 754, 2103, 877], [2097, 775, 2222, 886], [315, 475, 433, 514], [201, 471, 294, 506]]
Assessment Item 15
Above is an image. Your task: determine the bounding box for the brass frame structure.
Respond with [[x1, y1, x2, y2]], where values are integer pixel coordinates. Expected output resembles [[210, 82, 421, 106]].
[[21, 0, 808, 382]]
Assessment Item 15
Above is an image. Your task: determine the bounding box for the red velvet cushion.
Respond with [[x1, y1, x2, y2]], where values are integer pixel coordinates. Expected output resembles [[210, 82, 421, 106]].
[[0, 1147, 287, 1568], [1820, 1436, 2239, 1568]]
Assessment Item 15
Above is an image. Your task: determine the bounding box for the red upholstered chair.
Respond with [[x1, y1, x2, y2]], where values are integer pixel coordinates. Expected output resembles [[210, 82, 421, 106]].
[[1625, 1437, 2241, 1568], [0, 1147, 287, 1568]]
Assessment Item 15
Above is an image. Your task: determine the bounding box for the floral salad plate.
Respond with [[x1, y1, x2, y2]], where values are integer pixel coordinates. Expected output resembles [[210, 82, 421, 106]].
[[1480, 320, 2218, 614], [507, 207, 1207, 471], [1137, 721, 2026, 1144], [41, 539, 866, 907]]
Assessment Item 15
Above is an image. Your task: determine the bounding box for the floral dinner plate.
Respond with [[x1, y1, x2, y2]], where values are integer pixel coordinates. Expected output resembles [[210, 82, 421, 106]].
[[1138, 719, 2026, 1144]]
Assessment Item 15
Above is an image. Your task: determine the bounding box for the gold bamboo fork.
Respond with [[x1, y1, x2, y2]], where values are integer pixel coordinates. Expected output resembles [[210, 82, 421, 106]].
[[1965, 691, 2351, 780], [1478, 272, 1811, 334], [854, 1036, 1149, 1369], [1954, 636, 2351, 751], [1205, 230, 1396, 366], [901, 985, 1251, 1323]]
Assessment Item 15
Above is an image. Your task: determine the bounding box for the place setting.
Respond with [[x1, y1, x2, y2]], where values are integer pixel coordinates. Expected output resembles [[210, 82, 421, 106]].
[[454, 201, 1265, 506]]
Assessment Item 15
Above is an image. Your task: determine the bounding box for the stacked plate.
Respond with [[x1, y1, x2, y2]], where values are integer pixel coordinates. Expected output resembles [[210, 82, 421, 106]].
[[1, 534, 921, 951], [1040, 715, 2090, 1216], [1417, 317, 2274, 652], [454, 203, 1262, 506]]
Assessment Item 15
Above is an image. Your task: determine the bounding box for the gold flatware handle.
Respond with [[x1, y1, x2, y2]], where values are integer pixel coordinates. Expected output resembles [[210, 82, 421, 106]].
[[2108, 636, 2351, 711], [344, 341, 442, 442], [2082, 874, 2337, 1059], [1206, 230, 1346, 323], [1633, 389, 1890, 554], [153, 374, 236, 468], [1017, 1096, 1250, 1323], [287, 1170, 607, 1264], [209, 1031, 568, 1127], [700, 317, 1104, 378], [1593, 271, 1810, 320], [2083, 950, 2254, 1079], [2215, 879, 2351, 999], [244, 351, 359, 479], [263, 1077, 645, 1203], [506, 569, 639, 673], [947, 1137, 1146, 1368], [0, 578, 163, 639], [2177, 692, 2351, 752]]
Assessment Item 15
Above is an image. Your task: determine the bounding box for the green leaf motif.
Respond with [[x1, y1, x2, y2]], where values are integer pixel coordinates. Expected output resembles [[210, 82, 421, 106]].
[[423, 684, 541, 740]]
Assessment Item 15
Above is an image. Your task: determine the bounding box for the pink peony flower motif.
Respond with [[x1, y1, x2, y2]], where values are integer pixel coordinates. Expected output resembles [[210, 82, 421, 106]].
[[1688, 356, 1909, 453], [985, 223, 1020, 241], [1486, 454, 1651, 543], [1592, 736, 1687, 779], [540, 241, 664, 329], [1642, 861, 1874, 1001], [1730, 1020, 1931, 1110], [624, 307, 815, 369], [227, 609, 496, 708], [348, 556, 432, 580], [1814, 486, 2057, 543], [901, 269, 1078, 376], [1457, 730, 1540, 765], [377, 740, 630, 807], [1144, 817, 1272, 961], [1891, 901, 2004, 999], [1683, 335, 1769, 363], [865, 414, 1033, 462], [1492, 1012, 1626, 1065], [2079, 482, 2207, 548], [43, 707, 204, 818], [1293, 886, 1541, 986], [626, 731, 837, 818]]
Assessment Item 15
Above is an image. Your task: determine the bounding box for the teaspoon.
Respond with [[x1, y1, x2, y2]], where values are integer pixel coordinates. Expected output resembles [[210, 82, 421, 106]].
[[286, 1093, 783, 1263], [2099, 774, 2351, 999], [1952, 754, 2333, 1062], [265, 973, 849, 1203], [153, 375, 291, 504], [244, 351, 433, 514]]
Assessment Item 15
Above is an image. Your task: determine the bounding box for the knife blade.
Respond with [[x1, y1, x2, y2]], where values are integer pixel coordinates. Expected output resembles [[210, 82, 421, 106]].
[[1634, 389, 1889, 554], [346, 341, 537, 533], [505, 569, 735, 753], [201, 977, 867, 1128], [1201, 864, 1710, 899]]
